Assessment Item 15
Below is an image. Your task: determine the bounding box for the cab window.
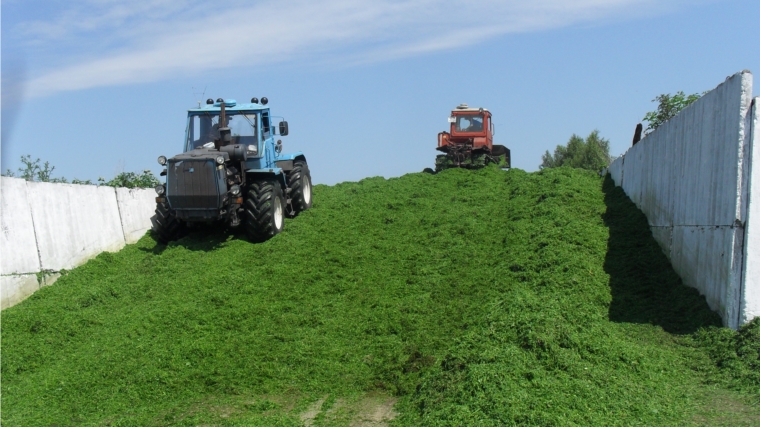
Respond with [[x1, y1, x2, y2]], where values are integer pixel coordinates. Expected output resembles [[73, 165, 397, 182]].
[[186, 113, 258, 151], [228, 114, 257, 145], [186, 114, 218, 151], [455, 114, 484, 132], [262, 112, 271, 138]]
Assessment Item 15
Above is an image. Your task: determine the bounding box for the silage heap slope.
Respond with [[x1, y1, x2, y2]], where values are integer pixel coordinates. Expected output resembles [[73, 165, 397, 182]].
[[2, 167, 757, 426]]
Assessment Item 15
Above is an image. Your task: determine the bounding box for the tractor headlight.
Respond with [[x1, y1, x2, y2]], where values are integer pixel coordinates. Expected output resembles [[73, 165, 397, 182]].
[[157, 155, 167, 166], [215, 155, 225, 165], [155, 185, 165, 195], [247, 144, 258, 154], [230, 185, 241, 196]]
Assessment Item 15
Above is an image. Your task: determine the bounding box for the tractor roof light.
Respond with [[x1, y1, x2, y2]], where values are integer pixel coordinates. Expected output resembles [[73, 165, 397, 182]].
[[206, 99, 214, 104], [261, 97, 268, 105], [158, 155, 167, 165], [251, 97, 259, 104]]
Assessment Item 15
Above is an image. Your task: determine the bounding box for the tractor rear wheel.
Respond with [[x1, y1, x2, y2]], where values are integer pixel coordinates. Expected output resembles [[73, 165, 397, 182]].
[[244, 179, 285, 242], [286, 161, 312, 217], [151, 202, 185, 243]]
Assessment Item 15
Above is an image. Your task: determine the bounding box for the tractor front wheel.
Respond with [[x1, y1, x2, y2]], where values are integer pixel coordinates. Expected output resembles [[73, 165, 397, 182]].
[[286, 161, 312, 217], [151, 202, 185, 243], [244, 179, 285, 242]]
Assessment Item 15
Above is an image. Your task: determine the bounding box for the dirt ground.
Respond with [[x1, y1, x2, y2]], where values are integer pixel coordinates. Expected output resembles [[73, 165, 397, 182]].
[[300, 392, 398, 427]]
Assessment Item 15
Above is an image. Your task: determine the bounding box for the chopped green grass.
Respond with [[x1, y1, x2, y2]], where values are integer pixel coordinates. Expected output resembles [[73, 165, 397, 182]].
[[2, 166, 758, 426]]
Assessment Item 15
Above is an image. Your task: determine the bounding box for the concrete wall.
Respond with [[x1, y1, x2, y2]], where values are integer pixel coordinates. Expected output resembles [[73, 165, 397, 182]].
[[741, 97, 760, 325], [117, 188, 161, 244], [1, 178, 156, 309], [609, 71, 757, 329]]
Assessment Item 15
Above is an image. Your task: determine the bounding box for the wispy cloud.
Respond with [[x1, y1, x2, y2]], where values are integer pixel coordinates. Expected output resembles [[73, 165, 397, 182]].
[[10, 0, 678, 98]]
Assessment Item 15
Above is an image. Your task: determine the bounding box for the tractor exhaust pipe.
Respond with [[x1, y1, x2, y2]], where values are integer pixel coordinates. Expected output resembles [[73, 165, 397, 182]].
[[215, 100, 232, 150]]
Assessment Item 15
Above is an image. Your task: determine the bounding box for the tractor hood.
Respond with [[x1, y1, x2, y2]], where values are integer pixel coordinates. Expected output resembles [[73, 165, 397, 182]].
[[172, 148, 229, 162]]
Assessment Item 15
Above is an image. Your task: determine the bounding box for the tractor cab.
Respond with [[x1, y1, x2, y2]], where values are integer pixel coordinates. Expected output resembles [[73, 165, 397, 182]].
[[183, 98, 291, 171], [439, 104, 494, 152], [449, 106, 492, 138]]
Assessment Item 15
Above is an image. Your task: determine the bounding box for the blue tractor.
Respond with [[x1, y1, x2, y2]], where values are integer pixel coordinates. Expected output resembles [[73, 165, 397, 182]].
[[152, 97, 312, 243]]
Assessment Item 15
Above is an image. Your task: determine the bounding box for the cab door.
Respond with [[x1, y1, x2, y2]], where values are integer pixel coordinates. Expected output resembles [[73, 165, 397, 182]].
[[261, 111, 275, 168], [486, 115, 494, 147]]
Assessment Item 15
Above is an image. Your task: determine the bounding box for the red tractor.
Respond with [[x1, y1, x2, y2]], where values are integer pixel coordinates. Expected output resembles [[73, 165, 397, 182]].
[[435, 104, 510, 172]]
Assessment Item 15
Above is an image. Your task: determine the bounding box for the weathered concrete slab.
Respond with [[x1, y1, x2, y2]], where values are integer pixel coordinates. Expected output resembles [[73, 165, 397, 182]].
[[26, 181, 126, 272], [608, 156, 623, 187], [116, 187, 156, 244], [610, 71, 756, 328], [1, 177, 41, 275], [741, 97, 760, 326], [670, 225, 741, 325], [649, 226, 673, 259], [1, 274, 39, 309], [622, 71, 753, 228]]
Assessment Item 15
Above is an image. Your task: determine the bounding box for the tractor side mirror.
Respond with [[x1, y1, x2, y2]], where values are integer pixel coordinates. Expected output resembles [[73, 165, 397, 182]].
[[279, 121, 289, 136]]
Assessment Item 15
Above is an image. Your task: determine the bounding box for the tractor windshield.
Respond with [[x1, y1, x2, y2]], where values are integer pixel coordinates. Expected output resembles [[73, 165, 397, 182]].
[[185, 112, 258, 151], [454, 114, 484, 133]]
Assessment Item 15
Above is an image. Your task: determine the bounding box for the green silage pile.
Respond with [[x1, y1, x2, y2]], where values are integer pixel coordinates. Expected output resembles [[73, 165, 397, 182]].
[[2, 166, 758, 426]]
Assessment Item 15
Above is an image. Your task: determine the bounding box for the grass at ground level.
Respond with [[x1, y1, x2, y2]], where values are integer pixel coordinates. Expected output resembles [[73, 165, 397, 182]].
[[2, 166, 759, 426]]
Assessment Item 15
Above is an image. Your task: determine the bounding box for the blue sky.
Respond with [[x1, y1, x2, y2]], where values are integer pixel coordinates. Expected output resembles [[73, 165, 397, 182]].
[[2, 0, 758, 185]]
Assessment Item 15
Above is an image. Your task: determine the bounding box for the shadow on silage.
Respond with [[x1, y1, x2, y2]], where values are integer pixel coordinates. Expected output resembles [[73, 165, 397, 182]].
[[142, 227, 238, 254], [601, 175, 722, 334]]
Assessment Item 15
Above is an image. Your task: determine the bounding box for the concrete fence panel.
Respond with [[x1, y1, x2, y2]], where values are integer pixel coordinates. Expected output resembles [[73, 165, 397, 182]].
[[1, 178, 45, 309], [116, 188, 157, 244], [622, 73, 751, 228], [1, 177, 41, 274], [2, 177, 157, 309], [608, 155, 624, 186], [741, 97, 760, 325], [609, 71, 757, 329], [669, 225, 739, 318], [26, 181, 126, 272], [1, 275, 42, 310]]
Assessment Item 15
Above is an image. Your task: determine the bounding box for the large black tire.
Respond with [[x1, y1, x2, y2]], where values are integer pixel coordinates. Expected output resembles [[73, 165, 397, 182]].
[[491, 145, 511, 168], [244, 179, 285, 242], [286, 161, 313, 217], [151, 202, 185, 243]]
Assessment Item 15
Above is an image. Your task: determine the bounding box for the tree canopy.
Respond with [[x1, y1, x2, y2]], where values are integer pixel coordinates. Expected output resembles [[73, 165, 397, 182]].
[[642, 91, 702, 134], [2, 155, 159, 188], [540, 130, 611, 172]]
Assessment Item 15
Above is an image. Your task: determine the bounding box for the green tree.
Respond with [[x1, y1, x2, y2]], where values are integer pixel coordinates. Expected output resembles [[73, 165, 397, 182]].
[[642, 91, 702, 134], [1, 155, 157, 187], [540, 130, 611, 171], [2, 155, 70, 183], [98, 170, 159, 189]]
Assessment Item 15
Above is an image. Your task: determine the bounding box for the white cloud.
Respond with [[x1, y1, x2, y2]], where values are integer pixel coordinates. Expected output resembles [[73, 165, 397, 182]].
[[16, 0, 678, 97]]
